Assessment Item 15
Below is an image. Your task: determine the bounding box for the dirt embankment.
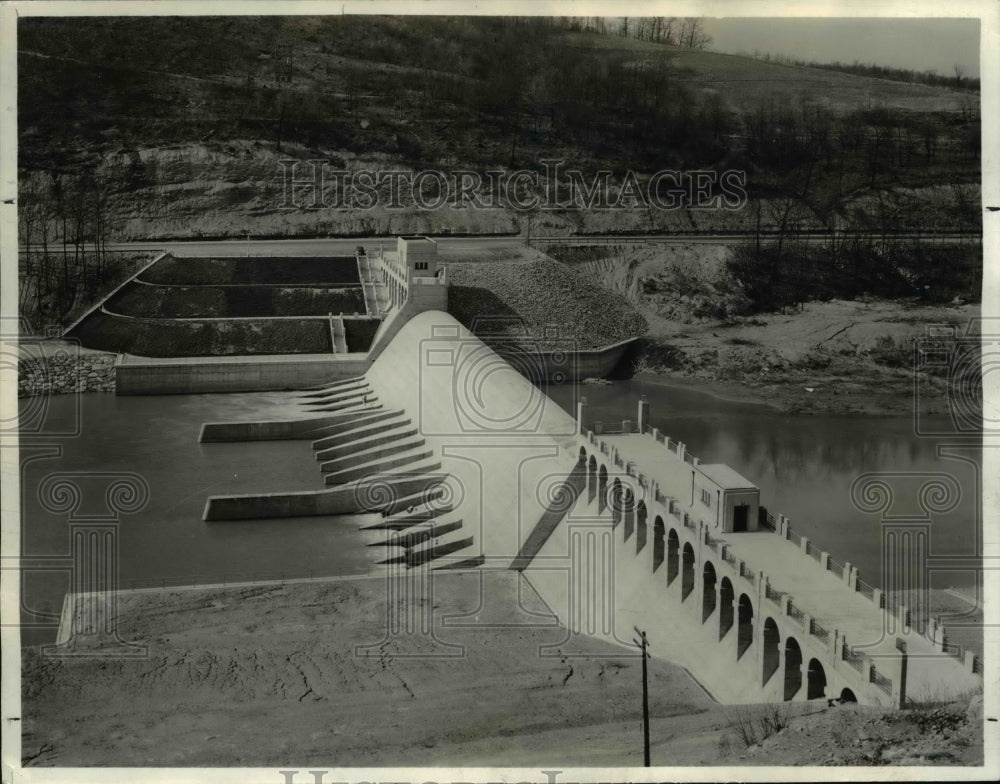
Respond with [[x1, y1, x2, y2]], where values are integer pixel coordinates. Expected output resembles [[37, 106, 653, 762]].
[[554, 243, 980, 416], [20, 572, 983, 768], [21, 572, 710, 767]]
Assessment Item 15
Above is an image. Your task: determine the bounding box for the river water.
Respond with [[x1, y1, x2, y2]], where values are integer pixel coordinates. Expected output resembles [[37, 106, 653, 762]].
[[17, 391, 374, 646], [17, 381, 981, 645]]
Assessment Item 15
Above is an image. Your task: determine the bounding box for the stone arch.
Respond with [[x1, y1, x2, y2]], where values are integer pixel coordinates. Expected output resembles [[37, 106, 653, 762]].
[[611, 479, 623, 527], [635, 501, 648, 553], [783, 637, 803, 701], [587, 455, 598, 504], [737, 593, 754, 659], [762, 617, 781, 685], [681, 542, 696, 600], [598, 464, 608, 514], [719, 577, 734, 640], [666, 529, 679, 585], [701, 561, 717, 622], [839, 687, 857, 703], [652, 517, 665, 572], [578, 446, 587, 463], [807, 658, 827, 700]]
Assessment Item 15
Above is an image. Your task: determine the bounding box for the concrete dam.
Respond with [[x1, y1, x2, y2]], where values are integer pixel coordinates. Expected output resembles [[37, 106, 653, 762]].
[[200, 307, 982, 708]]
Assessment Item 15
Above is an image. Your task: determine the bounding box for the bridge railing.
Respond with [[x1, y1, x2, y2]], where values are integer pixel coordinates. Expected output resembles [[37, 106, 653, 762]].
[[870, 667, 892, 695], [842, 644, 866, 672], [704, 531, 719, 553], [758, 504, 921, 640], [809, 619, 831, 645]]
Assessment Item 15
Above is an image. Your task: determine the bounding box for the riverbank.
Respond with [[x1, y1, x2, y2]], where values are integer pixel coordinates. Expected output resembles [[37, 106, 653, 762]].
[[627, 298, 979, 417], [20, 571, 982, 767], [632, 365, 946, 417]]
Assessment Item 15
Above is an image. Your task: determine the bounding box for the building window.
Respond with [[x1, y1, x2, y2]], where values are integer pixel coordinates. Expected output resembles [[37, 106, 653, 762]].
[[700, 488, 711, 507], [414, 261, 428, 271]]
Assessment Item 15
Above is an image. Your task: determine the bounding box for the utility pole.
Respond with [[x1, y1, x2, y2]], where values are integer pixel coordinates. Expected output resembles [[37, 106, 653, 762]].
[[633, 626, 650, 767]]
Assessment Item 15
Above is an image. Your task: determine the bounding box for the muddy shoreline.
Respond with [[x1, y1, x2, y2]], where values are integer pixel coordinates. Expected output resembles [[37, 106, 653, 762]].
[[632, 368, 948, 417]]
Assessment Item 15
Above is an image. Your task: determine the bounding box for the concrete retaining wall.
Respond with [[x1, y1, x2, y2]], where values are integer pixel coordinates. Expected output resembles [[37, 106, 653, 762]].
[[116, 355, 371, 395], [203, 473, 445, 521], [494, 337, 637, 383]]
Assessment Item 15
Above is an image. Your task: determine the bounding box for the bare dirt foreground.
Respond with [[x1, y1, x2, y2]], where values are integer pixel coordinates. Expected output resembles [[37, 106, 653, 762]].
[[21, 571, 983, 768]]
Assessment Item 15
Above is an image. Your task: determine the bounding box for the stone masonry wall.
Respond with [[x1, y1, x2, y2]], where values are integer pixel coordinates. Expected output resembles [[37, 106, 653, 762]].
[[18, 352, 117, 397]]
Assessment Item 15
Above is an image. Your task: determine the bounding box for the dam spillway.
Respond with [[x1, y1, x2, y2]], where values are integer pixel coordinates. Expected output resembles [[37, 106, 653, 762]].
[[198, 308, 983, 708]]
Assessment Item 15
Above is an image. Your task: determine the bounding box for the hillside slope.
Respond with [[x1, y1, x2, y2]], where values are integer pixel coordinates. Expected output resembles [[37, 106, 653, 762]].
[[17, 16, 980, 242]]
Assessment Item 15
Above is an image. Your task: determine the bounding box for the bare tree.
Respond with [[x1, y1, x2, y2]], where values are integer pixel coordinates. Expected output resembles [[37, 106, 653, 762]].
[[953, 63, 966, 91], [679, 18, 711, 49]]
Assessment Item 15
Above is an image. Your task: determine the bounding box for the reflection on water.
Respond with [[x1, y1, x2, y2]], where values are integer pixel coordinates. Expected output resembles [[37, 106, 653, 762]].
[[546, 377, 981, 591]]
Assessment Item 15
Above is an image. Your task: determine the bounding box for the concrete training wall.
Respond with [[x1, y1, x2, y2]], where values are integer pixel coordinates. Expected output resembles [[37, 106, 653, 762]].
[[116, 355, 371, 395]]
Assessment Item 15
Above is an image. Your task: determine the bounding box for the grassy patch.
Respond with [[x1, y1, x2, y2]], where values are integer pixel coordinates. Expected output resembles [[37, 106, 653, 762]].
[[724, 703, 790, 748]]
